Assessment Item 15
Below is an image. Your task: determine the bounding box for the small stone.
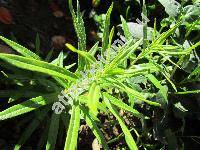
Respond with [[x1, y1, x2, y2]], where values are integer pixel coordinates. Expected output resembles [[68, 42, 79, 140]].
[[113, 126, 119, 136], [92, 138, 101, 150], [53, 10, 64, 18], [51, 35, 66, 49]]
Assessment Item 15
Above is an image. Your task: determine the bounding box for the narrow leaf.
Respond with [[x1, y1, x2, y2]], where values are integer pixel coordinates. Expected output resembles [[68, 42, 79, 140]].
[[0, 96, 48, 120], [88, 82, 100, 116], [0, 36, 40, 60], [155, 20, 182, 44], [64, 105, 80, 150], [103, 95, 138, 150], [35, 33, 40, 55], [147, 74, 168, 102], [103, 93, 143, 118], [14, 108, 49, 150], [0, 53, 78, 81], [120, 15, 132, 40], [89, 42, 99, 56], [105, 39, 142, 72], [81, 107, 109, 150], [66, 43, 96, 63], [46, 113, 60, 150], [69, 0, 86, 70], [102, 3, 113, 53]]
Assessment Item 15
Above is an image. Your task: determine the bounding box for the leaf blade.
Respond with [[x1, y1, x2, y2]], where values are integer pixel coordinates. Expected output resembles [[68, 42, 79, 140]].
[[103, 94, 138, 150], [0, 53, 78, 81], [0, 96, 48, 120], [88, 82, 100, 116], [103, 93, 144, 118], [64, 105, 80, 150], [46, 113, 60, 150], [102, 3, 113, 54], [0, 36, 40, 60]]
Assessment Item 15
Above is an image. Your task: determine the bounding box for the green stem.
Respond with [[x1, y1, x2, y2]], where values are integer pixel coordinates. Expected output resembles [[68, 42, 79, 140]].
[[174, 90, 200, 95]]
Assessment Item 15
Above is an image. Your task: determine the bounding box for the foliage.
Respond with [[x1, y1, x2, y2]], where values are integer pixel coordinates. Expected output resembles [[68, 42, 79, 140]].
[[0, 0, 199, 149]]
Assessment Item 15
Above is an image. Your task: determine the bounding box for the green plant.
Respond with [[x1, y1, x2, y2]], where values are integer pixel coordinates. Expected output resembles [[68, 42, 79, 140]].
[[0, 0, 199, 150]]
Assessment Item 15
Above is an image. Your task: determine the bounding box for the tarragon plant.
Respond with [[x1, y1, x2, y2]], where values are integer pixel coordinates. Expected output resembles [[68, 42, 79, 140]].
[[0, 0, 199, 149]]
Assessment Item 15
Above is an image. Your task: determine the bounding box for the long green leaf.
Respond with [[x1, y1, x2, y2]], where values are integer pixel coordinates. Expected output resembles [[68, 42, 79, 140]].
[[88, 82, 100, 116], [147, 74, 167, 102], [66, 43, 96, 63], [64, 105, 80, 150], [103, 93, 143, 118], [89, 42, 99, 56], [175, 89, 200, 94], [0, 36, 40, 60], [120, 15, 132, 40], [155, 20, 182, 45], [190, 65, 200, 77], [35, 33, 40, 55], [103, 78, 161, 106], [14, 108, 49, 150], [81, 107, 109, 150], [142, 1, 148, 50], [0, 96, 48, 120], [46, 113, 60, 150], [0, 53, 78, 81], [103, 94, 138, 150], [69, 0, 86, 70], [102, 3, 113, 54], [105, 39, 142, 71], [148, 59, 177, 92]]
